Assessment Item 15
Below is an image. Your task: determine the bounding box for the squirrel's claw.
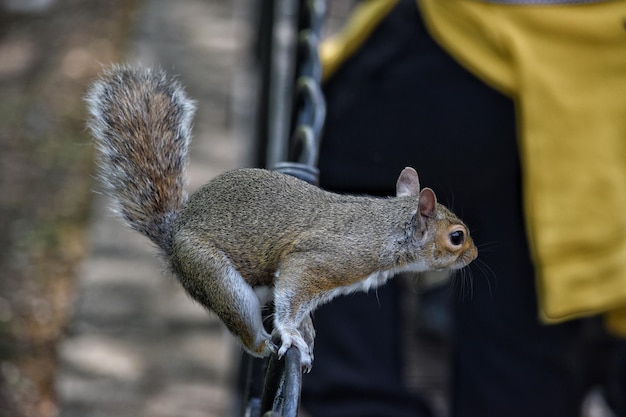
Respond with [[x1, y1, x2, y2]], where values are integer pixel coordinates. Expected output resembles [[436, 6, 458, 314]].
[[275, 329, 313, 372]]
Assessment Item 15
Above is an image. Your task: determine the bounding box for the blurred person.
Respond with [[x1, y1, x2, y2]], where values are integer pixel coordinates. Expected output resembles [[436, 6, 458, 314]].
[[300, 0, 626, 416]]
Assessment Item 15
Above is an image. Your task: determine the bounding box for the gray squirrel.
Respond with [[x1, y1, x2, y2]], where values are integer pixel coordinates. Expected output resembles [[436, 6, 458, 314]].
[[86, 65, 478, 371]]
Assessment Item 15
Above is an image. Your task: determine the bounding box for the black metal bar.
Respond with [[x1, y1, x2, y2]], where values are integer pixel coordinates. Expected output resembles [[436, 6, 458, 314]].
[[260, 346, 302, 417], [242, 0, 327, 415], [272, 0, 326, 185], [250, 0, 275, 169], [242, 355, 267, 417], [265, 0, 300, 169], [279, 347, 303, 417]]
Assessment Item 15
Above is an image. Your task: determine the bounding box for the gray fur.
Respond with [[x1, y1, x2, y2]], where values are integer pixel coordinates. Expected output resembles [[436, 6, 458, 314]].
[[85, 66, 477, 371], [86, 65, 196, 254]]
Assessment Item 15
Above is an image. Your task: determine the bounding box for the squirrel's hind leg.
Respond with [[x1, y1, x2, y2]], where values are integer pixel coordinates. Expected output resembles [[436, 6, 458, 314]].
[[218, 266, 276, 358], [171, 239, 274, 358]]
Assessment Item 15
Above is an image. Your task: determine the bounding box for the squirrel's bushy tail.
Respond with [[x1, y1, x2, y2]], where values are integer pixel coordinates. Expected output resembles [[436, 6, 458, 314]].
[[86, 65, 196, 255]]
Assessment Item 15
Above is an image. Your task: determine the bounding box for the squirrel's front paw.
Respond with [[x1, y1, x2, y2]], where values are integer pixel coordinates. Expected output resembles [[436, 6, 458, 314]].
[[275, 330, 313, 373]]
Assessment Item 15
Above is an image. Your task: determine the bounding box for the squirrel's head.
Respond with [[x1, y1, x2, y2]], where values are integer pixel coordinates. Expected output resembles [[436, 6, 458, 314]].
[[396, 167, 478, 271]]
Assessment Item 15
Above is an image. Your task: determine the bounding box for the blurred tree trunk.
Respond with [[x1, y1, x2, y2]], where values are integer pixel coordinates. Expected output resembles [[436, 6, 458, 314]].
[[0, 1, 139, 416]]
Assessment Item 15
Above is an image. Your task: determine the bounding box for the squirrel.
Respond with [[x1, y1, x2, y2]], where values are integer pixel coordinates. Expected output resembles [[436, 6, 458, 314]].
[[85, 65, 478, 371]]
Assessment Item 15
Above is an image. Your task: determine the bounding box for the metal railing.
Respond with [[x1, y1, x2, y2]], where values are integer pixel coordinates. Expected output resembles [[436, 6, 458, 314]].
[[242, 0, 326, 416]]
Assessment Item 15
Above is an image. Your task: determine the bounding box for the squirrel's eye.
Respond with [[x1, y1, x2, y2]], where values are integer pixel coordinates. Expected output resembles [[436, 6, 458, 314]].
[[449, 230, 465, 246]]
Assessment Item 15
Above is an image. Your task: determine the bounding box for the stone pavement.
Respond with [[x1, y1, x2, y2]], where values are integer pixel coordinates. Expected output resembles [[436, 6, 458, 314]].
[[56, 1, 252, 416]]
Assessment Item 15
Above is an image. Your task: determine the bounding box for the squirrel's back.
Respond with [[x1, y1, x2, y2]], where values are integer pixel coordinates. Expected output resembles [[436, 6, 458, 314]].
[[172, 168, 418, 284], [86, 65, 196, 254]]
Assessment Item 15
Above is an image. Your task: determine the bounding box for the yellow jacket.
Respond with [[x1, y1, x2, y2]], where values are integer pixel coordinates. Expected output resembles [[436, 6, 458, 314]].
[[321, 0, 626, 335]]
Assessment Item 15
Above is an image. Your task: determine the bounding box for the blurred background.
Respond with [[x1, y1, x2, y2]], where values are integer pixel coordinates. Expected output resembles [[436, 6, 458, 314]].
[[0, 0, 262, 416], [0, 0, 360, 416], [0, 1, 615, 417]]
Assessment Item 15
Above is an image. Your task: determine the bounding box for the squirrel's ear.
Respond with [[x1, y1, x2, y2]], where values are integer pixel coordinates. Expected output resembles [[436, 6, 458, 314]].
[[419, 188, 437, 218], [396, 167, 420, 197]]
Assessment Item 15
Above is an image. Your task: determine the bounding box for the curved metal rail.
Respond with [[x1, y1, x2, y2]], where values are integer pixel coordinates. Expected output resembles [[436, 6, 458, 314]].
[[242, 1, 327, 416]]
